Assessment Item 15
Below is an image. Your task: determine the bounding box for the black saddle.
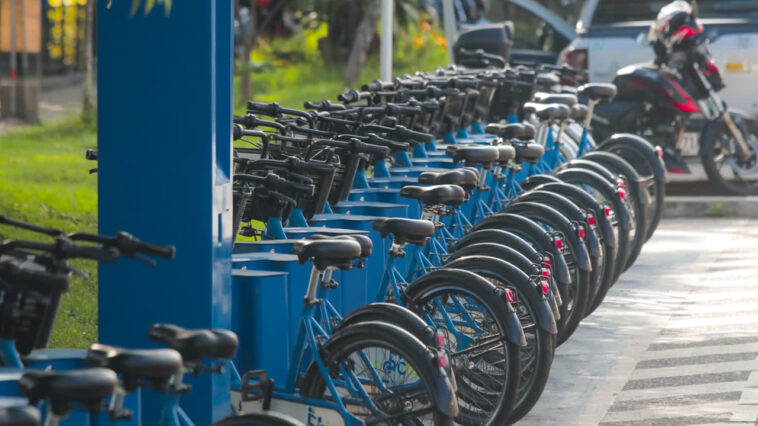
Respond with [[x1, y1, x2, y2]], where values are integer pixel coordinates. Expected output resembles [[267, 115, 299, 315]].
[[372, 218, 435, 246], [523, 103, 570, 121], [0, 406, 39, 426], [445, 145, 499, 166], [485, 123, 530, 140], [18, 368, 117, 415], [86, 344, 182, 392], [533, 92, 578, 108], [418, 168, 478, 191], [535, 73, 560, 88], [578, 83, 617, 102], [291, 238, 362, 270], [495, 145, 516, 163], [147, 324, 239, 364], [570, 104, 588, 121], [513, 141, 545, 164], [400, 184, 466, 206], [306, 234, 372, 258]]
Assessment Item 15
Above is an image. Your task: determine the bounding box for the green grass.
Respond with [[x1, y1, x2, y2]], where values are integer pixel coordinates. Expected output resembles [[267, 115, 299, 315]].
[[0, 118, 99, 348], [0, 26, 449, 350]]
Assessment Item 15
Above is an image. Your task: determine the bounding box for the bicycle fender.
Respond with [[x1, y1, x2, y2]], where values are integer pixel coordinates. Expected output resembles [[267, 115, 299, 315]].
[[445, 255, 558, 334], [474, 214, 572, 287], [405, 268, 527, 347], [597, 133, 666, 182], [337, 303, 435, 346]]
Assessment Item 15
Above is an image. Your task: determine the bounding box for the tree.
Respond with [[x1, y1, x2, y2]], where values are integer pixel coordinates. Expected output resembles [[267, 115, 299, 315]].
[[343, 0, 382, 85]]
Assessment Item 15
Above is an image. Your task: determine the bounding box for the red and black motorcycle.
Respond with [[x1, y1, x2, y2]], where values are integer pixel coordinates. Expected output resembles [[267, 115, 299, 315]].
[[592, 0, 758, 195]]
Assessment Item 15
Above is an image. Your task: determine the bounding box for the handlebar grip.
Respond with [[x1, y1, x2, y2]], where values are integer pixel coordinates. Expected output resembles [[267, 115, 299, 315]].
[[387, 104, 421, 116], [67, 244, 121, 263], [131, 240, 176, 260], [304, 100, 327, 110], [289, 158, 335, 175], [352, 140, 391, 157], [337, 90, 372, 103], [451, 78, 480, 89], [394, 125, 433, 143], [86, 149, 98, 161], [246, 101, 280, 116], [367, 133, 410, 152], [112, 232, 175, 259]]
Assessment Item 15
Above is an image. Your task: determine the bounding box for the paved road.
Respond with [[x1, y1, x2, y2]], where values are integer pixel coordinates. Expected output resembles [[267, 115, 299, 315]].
[[521, 218, 758, 425]]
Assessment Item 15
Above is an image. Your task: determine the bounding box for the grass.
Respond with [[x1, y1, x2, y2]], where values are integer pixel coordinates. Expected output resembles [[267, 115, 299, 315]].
[[0, 118, 98, 349], [0, 24, 449, 349]]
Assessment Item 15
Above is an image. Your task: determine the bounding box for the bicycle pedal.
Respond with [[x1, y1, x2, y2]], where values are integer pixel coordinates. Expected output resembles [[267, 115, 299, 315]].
[[241, 370, 274, 410]]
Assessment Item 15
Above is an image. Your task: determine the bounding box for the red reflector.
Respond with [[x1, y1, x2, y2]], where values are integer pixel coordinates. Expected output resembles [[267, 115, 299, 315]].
[[578, 228, 585, 238], [542, 270, 550, 277], [655, 146, 664, 158], [587, 215, 595, 225], [541, 282, 549, 294], [438, 353, 449, 369], [619, 180, 626, 190], [505, 289, 515, 303], [618, 189, 626, 200], [543, 258, 551, 267], [435, 329, 447, 349], [555, 239, 563, 249], [604, 208, 611, 217]]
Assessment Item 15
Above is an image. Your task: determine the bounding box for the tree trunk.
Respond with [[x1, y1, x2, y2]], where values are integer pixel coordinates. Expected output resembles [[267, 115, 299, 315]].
[[82, 0, 96, 121], [344, 0, 381, 86]]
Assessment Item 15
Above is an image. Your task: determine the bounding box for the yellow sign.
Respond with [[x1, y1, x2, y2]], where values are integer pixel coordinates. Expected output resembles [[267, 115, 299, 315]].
[[725, 62, 746, 72]]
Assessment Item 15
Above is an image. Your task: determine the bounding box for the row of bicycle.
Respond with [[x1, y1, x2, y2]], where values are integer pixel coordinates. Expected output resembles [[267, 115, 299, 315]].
[[223, 57, 667, 424], [0, 56, 667, 425]]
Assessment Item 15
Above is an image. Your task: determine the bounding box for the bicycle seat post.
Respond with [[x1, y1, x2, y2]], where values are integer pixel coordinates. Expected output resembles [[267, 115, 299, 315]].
[[304, 265, 324, 306]]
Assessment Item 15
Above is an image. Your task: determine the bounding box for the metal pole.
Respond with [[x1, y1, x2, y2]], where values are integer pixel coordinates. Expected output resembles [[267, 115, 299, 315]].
[[21, 0, 28, 119], [442, 0, 457, 65], [380, 0, 393, 82], [9, 0, 18, 116]]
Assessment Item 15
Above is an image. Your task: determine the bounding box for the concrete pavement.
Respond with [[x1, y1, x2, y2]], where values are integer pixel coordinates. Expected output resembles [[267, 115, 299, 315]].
[[521, 218, 758, 425]]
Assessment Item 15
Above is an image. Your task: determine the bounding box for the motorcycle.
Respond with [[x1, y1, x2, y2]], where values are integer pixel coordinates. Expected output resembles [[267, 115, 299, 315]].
[[592, 0, 758, 195]]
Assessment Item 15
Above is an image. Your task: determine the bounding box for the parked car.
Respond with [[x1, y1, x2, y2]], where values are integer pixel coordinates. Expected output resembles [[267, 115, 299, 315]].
[[559, 0, 758, 117]]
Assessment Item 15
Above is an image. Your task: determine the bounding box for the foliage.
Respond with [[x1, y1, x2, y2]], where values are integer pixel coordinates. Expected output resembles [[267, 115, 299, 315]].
[[0, 118, 98, 349]]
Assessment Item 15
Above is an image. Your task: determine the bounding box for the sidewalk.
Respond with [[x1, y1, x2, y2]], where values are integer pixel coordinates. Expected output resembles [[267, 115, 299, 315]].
[[521, 218, 758, 425]]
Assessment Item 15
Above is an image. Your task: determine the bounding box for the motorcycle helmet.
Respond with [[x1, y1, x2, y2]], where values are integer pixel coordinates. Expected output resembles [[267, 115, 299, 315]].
[[648, 1, 703, 60]]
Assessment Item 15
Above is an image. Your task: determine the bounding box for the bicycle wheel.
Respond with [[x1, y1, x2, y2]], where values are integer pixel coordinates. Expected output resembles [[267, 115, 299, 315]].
[[443, 255, 556, 423], [300, 321, 456, 425], [554, 168, 632, 286], [404, 268, 522, 426], [502, 202, 592, 345]]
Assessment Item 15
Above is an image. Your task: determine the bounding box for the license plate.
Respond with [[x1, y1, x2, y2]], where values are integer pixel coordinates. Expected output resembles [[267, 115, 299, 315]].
[[679, 132, 700, 157]]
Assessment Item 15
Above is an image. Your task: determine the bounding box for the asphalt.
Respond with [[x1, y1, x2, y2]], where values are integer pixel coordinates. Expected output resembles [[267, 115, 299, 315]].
[[520, 218, 758, 425]]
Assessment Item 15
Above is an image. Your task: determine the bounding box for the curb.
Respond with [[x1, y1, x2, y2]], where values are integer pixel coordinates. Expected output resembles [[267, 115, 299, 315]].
[[662, 196, 758, 219]]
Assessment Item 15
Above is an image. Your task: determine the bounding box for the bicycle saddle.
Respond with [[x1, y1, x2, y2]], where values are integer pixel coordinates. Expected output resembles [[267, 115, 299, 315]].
[[495, 145, 516, 163], [400, 185, 466, 206], [578, 83, 617, 103], [18, 368, 117, 415], [418, 168, 478, 191], [523, 103, 570, 121], [372, 218, 435, 246], [513, 141, 545, 165], [86, 344, 182, 392], [485, 123, 531, 140], [535, 73, 560, 88], [291, 238, 362, 270], [147, 324, 239, 364], [570, 104, 588, 121], [445, 145, 499, 166], [307, 234, 372, 258], [0, 406, 39, 426], [533, 92, 578, 108]]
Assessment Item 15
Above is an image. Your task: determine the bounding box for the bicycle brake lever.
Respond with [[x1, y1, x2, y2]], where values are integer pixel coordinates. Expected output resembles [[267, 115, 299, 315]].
[[89, 168, 98, 174], [68, 265, 89, 278], [131, 253, 157, 267]]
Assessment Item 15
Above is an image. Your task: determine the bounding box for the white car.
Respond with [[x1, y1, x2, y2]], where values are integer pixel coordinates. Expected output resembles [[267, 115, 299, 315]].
[[558, 0, 758, 117]]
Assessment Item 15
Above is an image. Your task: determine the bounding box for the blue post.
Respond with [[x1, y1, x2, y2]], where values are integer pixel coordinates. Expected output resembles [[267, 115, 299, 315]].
[[97, 1, 233, 424]]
